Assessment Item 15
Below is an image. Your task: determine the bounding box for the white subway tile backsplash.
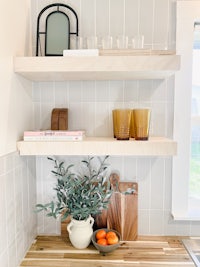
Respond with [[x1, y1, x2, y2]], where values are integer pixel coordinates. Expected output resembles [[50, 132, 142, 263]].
[[137, 158, 151, 181], [95, 81, 110, 102], [166, 76, 175, 103], [68, 81, 82, 102], [175, 221, 191, 236], [0, 223, 8, 255], [123, 157, 137, 181], [168, 0, 176, 49], [166, 102, 174, 137], [81, 0, 96, 37], [150, 158, 165, 210], [138, 80, 153, 103], [151, 102, 166, 136], [138, 209, 150, 235], [81, 102, 95, 136], [153, 0, 169, 47], [0, 156, 5, 175], [164, 158, 173, 210], [190, 221, 200, 236], [109, 81, 124, 102], [96, 0, 110, 36], [55, 82, 69, 107], [28, 0, 200, 239], [66, 0, 81, 34], [68, 102, 84, 130], [124, 81, 138, 102], [95, 102, 110, 136], [40, 103, 55, 130], [149, 210, 164, 235], [0, 174, 6, 226], [139, 0, 154, 45], [137, 158, 151, 210], [44, 216, 60, 235], [16, 231, 25, 266], [110, 0, 125, 37], [82, 81, 96, 102], [32, 83, 41, 102], [8, 242, 17, 267], [0, 152, 36, 267], [40, 82, 55, 103], [0, 250, 9, 267], [125, 0, 139, 37], [109, 156, 124, 179], [151, 80, 166, 102], [33, 102, 41, 130], [5, 154, 14, 173], [163, 210, 177, 235]]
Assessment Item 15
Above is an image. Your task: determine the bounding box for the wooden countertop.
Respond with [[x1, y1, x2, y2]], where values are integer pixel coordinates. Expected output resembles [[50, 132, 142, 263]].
[[20, 235, 195, 267]]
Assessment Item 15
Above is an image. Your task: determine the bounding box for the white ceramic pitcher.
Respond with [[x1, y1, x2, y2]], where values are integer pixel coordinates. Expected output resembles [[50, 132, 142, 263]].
[[67, 215, 94, 249]]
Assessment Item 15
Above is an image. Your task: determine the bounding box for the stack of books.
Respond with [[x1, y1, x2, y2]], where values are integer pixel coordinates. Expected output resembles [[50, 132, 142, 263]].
[[23, 130, 85, 141]]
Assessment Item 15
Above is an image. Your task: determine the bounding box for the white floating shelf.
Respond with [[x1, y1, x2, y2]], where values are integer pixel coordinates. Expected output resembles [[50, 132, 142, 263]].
[[14, 51, 180, 81], [17, 137, 177, 156]]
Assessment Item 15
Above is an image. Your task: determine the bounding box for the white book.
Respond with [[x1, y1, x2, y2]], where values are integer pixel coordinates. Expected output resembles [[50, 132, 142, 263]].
[[24, 135, 84, 141], [63, 49, 99, 56]]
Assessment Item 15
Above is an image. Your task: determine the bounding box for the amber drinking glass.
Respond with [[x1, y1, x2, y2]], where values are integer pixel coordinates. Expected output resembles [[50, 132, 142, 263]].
[[133, 109, 150, 140], [113, 109, 131, 140]]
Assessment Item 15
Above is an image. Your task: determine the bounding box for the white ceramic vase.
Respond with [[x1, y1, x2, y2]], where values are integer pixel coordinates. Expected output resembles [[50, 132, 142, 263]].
[[67, 215, 94, 249]]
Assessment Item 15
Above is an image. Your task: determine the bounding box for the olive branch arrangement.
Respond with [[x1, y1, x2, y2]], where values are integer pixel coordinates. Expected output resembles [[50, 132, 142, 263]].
[[36, 156, 113, 221]]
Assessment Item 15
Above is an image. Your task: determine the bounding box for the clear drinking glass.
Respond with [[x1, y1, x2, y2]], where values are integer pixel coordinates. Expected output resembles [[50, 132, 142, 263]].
[[131, 35, 144, 49], [86, 36, 98, 49], [116, 35, 129, 49], [102, 36, 113, 49]]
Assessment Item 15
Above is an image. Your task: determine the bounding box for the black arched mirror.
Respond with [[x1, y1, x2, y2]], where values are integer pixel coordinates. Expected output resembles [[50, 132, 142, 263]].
[[36, 3, 78, 56]]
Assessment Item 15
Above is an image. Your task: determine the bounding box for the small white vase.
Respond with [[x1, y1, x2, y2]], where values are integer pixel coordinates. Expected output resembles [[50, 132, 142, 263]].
[[67, 215, 94, 249]]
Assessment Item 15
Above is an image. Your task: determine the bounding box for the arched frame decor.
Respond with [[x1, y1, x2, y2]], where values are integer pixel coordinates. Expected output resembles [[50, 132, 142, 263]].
[[36, 3, 79, 56]]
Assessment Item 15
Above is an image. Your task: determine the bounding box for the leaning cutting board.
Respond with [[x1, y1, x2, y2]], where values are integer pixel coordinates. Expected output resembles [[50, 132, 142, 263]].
[[107, 173, 138, 241]]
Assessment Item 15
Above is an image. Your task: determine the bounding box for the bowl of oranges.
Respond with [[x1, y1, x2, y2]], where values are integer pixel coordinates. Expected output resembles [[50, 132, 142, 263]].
[[92, 228, 121, 254]]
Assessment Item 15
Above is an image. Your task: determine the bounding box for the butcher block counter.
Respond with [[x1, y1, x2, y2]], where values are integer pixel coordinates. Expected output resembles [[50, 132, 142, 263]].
[[20, 235, 195, 267]]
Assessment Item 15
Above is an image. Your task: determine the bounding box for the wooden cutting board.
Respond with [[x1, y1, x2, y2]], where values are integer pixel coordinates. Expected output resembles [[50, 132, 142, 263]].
[[96, 173, 138, 241]]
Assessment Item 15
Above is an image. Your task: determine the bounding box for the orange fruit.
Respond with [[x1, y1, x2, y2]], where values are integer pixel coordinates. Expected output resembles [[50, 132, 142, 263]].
[[107, 235, 119, 245], [106, 231, 117, 239], [96, 229, 107, 240], [97, 238, 108, 246]]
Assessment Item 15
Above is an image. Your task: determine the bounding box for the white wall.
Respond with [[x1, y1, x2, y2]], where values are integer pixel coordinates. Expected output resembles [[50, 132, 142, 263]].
[[0, 1, 37, 266], [0, 0, 33, 156]]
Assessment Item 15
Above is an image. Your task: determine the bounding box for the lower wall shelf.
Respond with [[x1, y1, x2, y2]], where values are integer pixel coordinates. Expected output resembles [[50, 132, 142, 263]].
[[17, 137, 177, 156]]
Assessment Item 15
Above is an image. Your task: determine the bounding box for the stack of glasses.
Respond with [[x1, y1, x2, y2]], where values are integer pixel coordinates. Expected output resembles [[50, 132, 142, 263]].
[[112, 109, 151, 141]]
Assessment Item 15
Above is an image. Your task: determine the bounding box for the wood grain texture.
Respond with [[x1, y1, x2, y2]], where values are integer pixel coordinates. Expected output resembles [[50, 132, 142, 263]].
[[14, 54, 180, 81], [17, 137, 177, 156], [106, 174, 138, 240], [107, 189, 138, 240], [19, 235, 195, 267]]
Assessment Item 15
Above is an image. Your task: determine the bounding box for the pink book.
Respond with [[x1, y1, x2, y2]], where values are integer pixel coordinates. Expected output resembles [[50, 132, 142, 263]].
[[24, 130, 85, 137]]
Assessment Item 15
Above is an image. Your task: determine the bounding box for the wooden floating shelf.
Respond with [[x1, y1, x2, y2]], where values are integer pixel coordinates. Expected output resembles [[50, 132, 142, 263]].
[[14, 50, 180, 81], [17, 137, 177, 156]]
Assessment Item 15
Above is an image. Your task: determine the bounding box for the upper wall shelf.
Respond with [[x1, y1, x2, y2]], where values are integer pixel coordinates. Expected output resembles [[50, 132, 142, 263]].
[[17, 137, 177, 156], [14, 50, 180, 81]]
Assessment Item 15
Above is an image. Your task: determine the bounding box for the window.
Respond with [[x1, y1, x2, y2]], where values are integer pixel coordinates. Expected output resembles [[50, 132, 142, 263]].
[[172, 1, 200, 220]]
